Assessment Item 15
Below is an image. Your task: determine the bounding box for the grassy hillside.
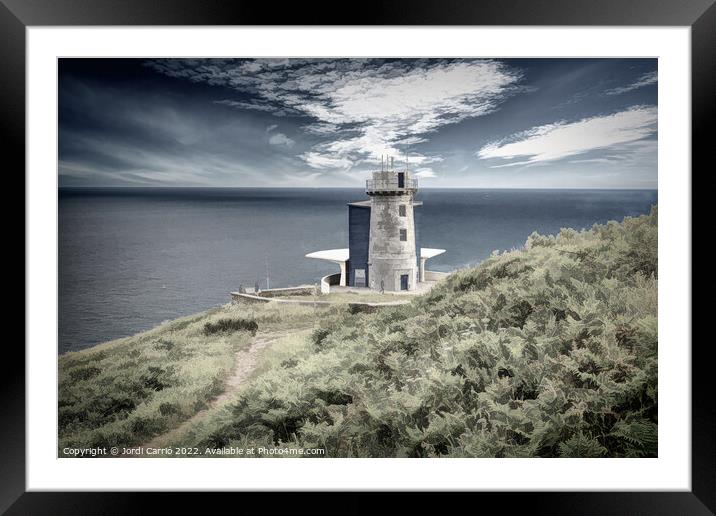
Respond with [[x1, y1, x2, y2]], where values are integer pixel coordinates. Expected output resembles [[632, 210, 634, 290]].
[[59, 207, 657, 458], [58, 303, 327, 453]]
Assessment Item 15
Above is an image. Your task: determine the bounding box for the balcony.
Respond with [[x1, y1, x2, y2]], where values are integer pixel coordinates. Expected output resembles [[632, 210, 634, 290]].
[[366, 178, 418, 195]]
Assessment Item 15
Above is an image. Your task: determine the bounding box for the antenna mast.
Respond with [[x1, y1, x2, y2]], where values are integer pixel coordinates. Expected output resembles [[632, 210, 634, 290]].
[[265, 255, 270, 290]]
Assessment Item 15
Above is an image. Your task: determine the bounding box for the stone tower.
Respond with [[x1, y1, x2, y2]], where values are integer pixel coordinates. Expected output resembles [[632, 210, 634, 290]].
[[365, 156, 419, 291], [306, 154, 445, 293]]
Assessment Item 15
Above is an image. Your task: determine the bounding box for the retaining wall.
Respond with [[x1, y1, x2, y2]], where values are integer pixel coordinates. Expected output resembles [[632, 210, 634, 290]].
[[230, 291, 331, 306], [256, 286, 317, 298], [320, 273, 341, 294]]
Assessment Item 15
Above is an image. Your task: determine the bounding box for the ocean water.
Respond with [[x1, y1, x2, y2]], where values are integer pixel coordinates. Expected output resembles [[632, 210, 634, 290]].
[[59, 187, 657, 353]]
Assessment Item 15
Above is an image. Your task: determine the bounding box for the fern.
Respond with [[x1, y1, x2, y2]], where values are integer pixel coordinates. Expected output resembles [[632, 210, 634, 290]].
[[609, 418, 658, 457], [558, 432, 608, 458]]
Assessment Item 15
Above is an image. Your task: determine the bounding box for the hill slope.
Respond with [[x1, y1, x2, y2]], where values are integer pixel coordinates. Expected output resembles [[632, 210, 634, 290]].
[[189, 206, 658, 457]]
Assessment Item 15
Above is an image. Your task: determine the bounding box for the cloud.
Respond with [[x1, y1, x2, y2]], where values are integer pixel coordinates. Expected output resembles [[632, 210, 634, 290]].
[[265, 124, 278, 132], [301, 122, 343, 136], [302, 152, 353, 170], [413, 168, 436, 178], [213, 99, 297, 117], [214, 99, 278, 113], [297, 61, 522, 169], [605, 71, 657, 95], [477, 105, 657, 167], [569, 158, 616, 165], [146, 59, 523, 172], [568, 139, 657, 169], [268, 132, 295, 147]]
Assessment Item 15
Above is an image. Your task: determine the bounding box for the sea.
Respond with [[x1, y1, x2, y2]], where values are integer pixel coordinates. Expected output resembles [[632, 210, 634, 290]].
[[58, 187, 657, 353]]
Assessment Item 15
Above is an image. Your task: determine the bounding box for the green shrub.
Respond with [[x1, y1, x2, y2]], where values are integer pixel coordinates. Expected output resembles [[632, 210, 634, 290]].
[[311, 327, 331, 348], [203, 318, 258, 336], [69, 366, 101, 382], [159, 402, 181, 416]]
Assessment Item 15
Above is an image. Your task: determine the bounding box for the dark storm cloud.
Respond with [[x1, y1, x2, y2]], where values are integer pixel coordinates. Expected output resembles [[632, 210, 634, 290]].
[[59, 58, 657, 188]]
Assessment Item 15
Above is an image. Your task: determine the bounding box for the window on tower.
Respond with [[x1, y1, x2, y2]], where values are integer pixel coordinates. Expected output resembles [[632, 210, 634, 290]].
[[399, 205, 406, 217], [399, 229, 407, 241]]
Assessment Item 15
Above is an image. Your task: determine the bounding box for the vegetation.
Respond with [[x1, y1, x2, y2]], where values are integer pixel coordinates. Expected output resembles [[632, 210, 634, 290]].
[[58, 310, 255, 452], [203, 318, 258, 336], [59, 207, 658, 458], [58, 302, 331, 454]]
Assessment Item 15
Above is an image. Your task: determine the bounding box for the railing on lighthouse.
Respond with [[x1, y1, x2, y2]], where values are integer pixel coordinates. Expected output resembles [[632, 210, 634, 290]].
[[365, 177, 418, 194], [366, 154, 418, 195]]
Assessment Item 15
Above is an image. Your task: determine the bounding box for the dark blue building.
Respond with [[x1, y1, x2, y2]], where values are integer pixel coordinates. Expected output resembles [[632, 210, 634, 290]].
[[347, 201, 371, 287]]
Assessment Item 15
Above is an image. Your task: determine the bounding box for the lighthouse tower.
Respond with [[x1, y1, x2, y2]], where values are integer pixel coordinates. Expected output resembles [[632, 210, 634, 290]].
[[365, 156, 419, 291], [305, 154, 445, 293]]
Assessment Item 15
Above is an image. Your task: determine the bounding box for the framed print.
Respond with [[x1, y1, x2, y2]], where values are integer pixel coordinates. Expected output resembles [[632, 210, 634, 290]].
[[7, 0, 711, 511]]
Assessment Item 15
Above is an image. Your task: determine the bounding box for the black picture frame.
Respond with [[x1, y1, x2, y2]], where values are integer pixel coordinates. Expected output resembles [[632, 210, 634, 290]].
[[6, 0, 710, 512]]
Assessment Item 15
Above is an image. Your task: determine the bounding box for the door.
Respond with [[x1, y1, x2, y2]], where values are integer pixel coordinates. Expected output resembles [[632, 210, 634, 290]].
[[400, 274, 409, 291], [397, 172, 405, 188], [354, 269, 366, 287]]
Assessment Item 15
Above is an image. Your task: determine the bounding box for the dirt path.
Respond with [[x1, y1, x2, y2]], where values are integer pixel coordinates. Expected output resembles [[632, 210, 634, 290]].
[[137, 330, 295, 451]]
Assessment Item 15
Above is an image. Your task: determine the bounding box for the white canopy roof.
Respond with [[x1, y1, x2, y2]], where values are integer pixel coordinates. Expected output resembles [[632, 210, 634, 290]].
[[305, 248, 350, 263], [420, 248, 446, 259], [306, 247, 445, 263]]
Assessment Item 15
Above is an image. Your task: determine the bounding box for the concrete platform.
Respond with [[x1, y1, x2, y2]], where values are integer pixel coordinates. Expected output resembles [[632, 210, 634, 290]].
[[328, 279, 440, 296]]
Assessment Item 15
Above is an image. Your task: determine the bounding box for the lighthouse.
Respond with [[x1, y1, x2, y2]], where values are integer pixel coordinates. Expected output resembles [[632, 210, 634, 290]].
[[306, 155, 445, 292], [365, 156, 420, 291]]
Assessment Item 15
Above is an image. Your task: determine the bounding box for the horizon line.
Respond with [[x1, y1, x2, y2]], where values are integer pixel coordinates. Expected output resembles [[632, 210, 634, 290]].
[[58, 185, 659, 191]]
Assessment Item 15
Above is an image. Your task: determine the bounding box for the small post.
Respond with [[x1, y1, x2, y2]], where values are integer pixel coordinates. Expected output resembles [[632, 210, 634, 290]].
[[265, 255, 270, 290]]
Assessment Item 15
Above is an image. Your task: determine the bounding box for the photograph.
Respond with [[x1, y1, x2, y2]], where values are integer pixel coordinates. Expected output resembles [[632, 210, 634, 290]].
[[57, 57, 659, 459]]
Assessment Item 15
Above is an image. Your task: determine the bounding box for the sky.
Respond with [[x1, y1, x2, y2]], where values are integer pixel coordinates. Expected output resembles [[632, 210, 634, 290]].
[[58, 58, 657, 189]]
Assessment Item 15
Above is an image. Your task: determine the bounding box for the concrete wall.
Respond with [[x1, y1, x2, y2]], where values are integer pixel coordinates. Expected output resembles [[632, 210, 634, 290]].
[[257, 286, 317, 298], [231, 285, 318, 303], [231, 292, 332, 306], [320, 272, 341, 294], [231, 292, 272, 304], [368, 193, 418, 291]]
